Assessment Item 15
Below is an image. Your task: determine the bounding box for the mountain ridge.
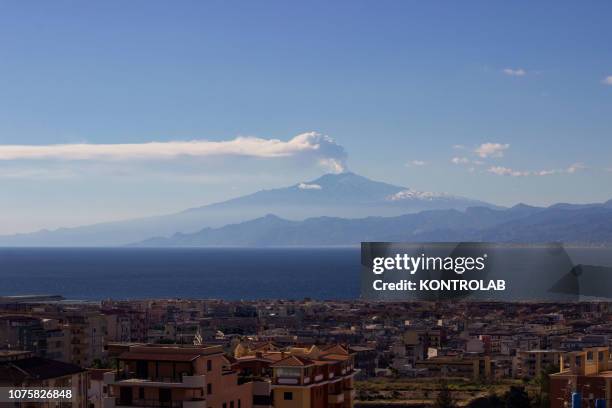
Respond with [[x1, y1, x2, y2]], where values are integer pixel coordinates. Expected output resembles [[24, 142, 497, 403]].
[[0, 172, 497, 246], [133, 203, 612, 247]]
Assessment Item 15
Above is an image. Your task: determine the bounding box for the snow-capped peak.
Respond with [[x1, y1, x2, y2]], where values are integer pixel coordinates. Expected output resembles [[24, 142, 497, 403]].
[[386, 189, 454, 201], [298, 182, 322, 190]]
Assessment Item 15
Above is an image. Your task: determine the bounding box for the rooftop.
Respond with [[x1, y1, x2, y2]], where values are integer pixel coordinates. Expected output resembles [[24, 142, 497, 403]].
[[0, 357, 84, 382]]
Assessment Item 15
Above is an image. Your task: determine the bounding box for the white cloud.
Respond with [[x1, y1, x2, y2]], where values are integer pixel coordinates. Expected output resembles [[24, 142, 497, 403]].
[[451, 157, 470, 165], [537, 163, 585, 176], [451, 156, 485, 166], [566, 162, 585, 174], [488, 166, 530, 177], [536, 169, 557, 176], [298, 182, 322, 190], [453, 144, 466, 150], [0, 131, 348, 174], [602, 76, 612, 86], [488, 163, 586, 178], [475, 142, 510, 158], [407, 160, 427, 167], [503, 68, 526, 77]]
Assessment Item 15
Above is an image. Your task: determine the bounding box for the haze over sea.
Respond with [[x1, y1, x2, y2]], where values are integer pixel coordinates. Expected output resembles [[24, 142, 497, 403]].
[[0, 248, 360, 301]]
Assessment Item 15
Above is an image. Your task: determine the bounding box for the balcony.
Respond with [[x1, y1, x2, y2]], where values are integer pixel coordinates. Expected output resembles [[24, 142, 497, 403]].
[[276, 377, 299, 385], [104, 372, 206, 388], [105, 397, 206, 408], [328, 392, 344, 404], [182, 400, 207, 408]]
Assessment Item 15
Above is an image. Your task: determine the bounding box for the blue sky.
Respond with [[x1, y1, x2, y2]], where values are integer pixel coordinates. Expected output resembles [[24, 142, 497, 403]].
[[0, 1, 611, 234]]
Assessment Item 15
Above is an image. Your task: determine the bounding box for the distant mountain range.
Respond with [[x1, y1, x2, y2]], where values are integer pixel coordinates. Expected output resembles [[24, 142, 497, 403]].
[[135, 202, 612, 247], [0, 172, 494, 246]]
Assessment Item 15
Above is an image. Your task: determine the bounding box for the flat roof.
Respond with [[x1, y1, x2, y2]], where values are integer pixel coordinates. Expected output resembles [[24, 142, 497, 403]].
[[119, 352, 201, 362]]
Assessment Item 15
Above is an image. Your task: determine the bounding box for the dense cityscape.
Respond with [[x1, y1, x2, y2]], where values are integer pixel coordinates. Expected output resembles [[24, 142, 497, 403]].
[[1, 295, 611, 407]]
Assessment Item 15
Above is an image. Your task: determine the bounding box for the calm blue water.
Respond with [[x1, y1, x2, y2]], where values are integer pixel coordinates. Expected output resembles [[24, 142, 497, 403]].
[[0, 248, 360, 300]]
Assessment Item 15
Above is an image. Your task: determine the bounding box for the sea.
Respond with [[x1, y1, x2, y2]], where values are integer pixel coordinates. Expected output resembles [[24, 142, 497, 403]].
[[0, 247, 361, 301], [3, 246, 612, 302]]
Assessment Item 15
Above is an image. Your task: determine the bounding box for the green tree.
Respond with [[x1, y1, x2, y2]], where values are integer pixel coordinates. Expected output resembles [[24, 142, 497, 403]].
[[91, 358, 110, 369], [505, 386, 531, 408], [467, 395, 504, 408], [533, 365, 558, 408], [434, 380, 457, 408]]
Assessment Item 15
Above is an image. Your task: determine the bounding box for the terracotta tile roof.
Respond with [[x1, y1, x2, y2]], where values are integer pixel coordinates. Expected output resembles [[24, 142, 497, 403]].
[[261, 353, 285, 362], [320, 345, 349, 355], [270, 355, 314, 367], [248, 341, 279, 352], [236, 355, 275, 363], [321, 354, 351, 361]]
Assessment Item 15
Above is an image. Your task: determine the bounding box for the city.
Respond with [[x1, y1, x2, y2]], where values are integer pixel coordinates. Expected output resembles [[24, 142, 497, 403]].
[[2, 295, 611, 407]]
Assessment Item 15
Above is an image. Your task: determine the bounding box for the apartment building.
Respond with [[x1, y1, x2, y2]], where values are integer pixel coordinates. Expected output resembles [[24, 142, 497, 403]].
[[514, 349, 563, 379], [102, 343, 252, 408], [0, 350, 88, 408], [103, 309, 147, 343], [0, 315, 71, 362], [414, 354, 492, 381], [550, 346, 611, 408], [64, 312, 107, 367], [235, 344, 356, 408], [348, 346, 376, 378]]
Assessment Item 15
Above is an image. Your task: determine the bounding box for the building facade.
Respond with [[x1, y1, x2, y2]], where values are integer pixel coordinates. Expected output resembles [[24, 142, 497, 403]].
[[103, 344, 252, 408]]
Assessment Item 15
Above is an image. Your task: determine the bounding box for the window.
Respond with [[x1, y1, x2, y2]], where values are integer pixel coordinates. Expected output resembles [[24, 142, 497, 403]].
[[223, 403, 227, 408], [284, 392, 293, 400], [238, 399, 241, 408], [207, 359, 212, 371], [252, 396, 271, 405], [207, 383, 212, 395], [276, 367, 301, 377], [159, 389, 171, 403], [120, 386, 133, 406], [230, 402, 234, 408]]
